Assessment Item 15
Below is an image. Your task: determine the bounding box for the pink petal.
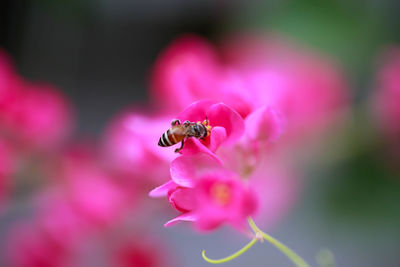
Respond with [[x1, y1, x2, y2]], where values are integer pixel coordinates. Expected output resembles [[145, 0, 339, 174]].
[[208, 126, 227, 152], [170, 153, 221, 187], [177, 100, 215, 123], [168, 187, 195, 212], [245, 105, 286, 142], [207, 103, 244, 144], [179, 138, 221, 163], [195, 216, 225, 231], [218, 71, 255, 118], [164, 212, 197, 227], [150, 35, 220, 112], [194, 173, 258, 231], [148, 180, 178, 198], [6, 84, 73, 150]]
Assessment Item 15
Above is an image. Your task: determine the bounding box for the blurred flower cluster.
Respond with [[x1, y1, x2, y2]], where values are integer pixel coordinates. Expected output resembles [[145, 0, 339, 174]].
[[0, 49, 173, 267], [1, 32, 399, 266]]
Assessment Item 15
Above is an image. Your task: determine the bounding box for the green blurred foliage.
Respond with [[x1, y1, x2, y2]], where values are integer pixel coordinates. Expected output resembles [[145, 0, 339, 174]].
[[231, 0, 398, 86], [321, 147, 400, 227]]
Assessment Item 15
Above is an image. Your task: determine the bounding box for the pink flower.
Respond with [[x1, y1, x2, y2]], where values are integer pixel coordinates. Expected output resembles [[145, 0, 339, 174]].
[[244, 105, 286, 143], [67, 176, 129, 227], [47, 143, 133, 227], [112, 235, 175, 267], [209, 104, 286, 180], [175, 100, 245, 154], [0, 137, 15, 212], [222, 34, 350, 139], [204, 109, 297, 229], [102, 111, 176, 185], [149, 33, 346, 235], [149, 100, 289, 232], [150, 153, 258, 231], [150, 35, 220, 113], [150, 36, 255, 118], [0, 48, 23, 117], [35, 189, 89, 249], [6, 222, 73, 267], [151, 34, 350, 139], [3, 83, 74, 151], [372, 47, 400, 138]]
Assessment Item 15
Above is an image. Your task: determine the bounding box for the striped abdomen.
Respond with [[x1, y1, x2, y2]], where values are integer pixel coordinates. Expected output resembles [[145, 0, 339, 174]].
[[158, 126, 186, 147]]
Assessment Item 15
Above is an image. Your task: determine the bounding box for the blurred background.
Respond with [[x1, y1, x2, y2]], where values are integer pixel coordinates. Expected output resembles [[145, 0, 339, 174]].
[[1, 0, 400, 266]]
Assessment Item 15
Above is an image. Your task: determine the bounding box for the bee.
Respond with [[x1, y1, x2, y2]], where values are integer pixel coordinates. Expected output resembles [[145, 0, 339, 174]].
[[158, 119, 212, 153]]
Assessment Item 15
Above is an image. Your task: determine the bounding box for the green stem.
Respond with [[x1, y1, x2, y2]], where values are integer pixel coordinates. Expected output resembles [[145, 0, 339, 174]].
[[248, 217, 310, 267], [202, 237, 258, 264]]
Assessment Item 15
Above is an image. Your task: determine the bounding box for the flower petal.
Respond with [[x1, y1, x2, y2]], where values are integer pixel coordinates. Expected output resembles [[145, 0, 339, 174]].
[[208, 126, 227, 152], [168, 187, 195, 212], [177, 100, 215, 123], [150, 35, 219, 112], [148, 180, 178, 198], [245, 105, 286, 142], [164, 212, 197, 227], [207, 103, 244, 145], [179, 138, 221, 162], [170, 153, 221, 187]]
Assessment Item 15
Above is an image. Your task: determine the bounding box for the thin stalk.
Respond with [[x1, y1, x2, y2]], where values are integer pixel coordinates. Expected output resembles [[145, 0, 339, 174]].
[[248, 217, 310, 267], [202, 237, 258, 264]]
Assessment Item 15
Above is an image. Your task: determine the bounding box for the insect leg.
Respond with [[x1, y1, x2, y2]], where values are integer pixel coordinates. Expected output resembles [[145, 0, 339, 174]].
[[174, 140, 185, 153]]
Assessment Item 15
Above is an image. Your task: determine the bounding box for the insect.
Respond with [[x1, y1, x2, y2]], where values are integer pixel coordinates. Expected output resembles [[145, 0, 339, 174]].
[[158, 119, 212, 153]]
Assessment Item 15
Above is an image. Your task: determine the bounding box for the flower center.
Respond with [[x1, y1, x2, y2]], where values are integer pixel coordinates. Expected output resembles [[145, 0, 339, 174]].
[[210, 182, 231, 206]]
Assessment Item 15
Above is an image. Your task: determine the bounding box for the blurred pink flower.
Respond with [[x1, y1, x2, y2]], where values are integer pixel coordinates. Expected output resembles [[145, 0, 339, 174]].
[[151, 35, 255, 118], [67, 176, 129, 227], [46, 143, 134, 227], [0, 137, 15, 211], [0, 48, 23, 118], [372, 47, 400, 138], [222, 34, 349, 139], [150, 153, 258, 231], [35, 188, 90, 249], [0, 48, 74, 152], [3, 84, 74, 151], [113, 235, 175, 267], [102, 110, 177, 185], [151, 35, 221, 113], [6, 221, 74, 267], [151, 34, 349, 139], [244, 105, 286, 143]]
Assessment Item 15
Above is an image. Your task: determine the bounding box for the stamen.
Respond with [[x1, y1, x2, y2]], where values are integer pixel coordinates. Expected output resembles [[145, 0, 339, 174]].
[[210, 183, 231, 206]]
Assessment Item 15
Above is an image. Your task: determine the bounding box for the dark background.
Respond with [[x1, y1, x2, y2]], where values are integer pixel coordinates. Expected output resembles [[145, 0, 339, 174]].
[[0, 0, 237, 135]]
